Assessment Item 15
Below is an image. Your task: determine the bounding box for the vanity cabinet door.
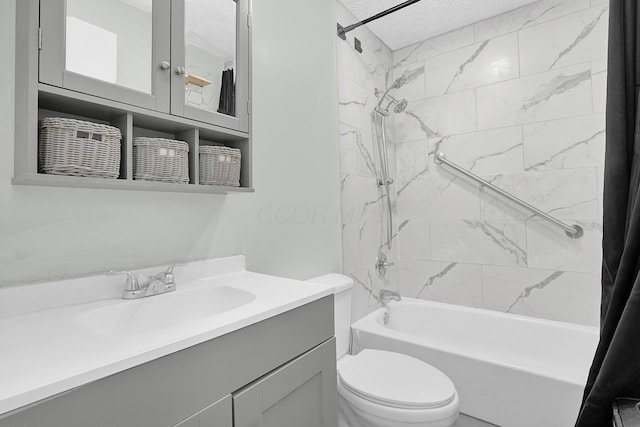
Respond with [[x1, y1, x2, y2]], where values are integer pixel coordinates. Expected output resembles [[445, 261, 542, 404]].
[[39, 0, 171, 112], [173, 395, 232, 427], [233, 338, 338, 427]]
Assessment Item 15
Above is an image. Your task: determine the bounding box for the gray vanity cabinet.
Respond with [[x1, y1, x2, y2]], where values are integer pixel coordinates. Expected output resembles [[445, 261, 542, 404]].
[[0, 296, 336, 427]]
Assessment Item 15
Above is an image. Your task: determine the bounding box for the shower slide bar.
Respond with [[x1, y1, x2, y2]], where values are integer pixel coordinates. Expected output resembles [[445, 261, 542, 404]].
[[434, 153, 584, 239], [337, 0, 423, 40]]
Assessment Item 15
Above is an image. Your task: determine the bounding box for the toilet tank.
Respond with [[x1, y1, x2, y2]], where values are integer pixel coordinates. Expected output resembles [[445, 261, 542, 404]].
[[307, 274, 353, 359]]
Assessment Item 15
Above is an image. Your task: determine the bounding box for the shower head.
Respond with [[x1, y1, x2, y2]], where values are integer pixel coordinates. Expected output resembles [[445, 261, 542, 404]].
[[394, 99, 408, 113], [374, 75, 409, 116], [374, 88, 409, 115]]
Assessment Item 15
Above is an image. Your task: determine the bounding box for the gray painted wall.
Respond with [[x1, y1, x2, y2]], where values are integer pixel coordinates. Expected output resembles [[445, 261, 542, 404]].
[[0, 0, 342, 286]]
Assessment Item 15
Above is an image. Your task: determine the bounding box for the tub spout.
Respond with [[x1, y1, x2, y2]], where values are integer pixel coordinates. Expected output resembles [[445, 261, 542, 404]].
[[380, 289, 401, 304]]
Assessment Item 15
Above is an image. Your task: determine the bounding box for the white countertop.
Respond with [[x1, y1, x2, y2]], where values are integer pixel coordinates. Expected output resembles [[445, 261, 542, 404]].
[[0, 256, 333, 416]]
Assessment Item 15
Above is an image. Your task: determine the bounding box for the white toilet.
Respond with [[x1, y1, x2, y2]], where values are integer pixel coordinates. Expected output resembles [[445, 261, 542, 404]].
[[308, 274, 459, 427]]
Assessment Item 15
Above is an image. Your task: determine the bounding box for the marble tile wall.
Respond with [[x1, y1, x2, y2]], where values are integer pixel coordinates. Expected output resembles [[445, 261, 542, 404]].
[[391, 0, 607, 326], [336, 3, 398, 321]]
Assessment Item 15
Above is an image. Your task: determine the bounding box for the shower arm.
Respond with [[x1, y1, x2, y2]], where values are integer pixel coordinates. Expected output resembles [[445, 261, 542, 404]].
[[434, 153, 584, 239]]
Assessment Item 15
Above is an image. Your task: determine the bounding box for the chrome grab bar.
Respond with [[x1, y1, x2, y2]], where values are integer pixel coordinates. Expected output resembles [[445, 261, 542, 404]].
[[434, 153, 583, 239]]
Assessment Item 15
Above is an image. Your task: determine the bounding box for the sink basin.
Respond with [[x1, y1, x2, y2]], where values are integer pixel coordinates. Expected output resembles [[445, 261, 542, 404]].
[[76, 285, 256, 336]]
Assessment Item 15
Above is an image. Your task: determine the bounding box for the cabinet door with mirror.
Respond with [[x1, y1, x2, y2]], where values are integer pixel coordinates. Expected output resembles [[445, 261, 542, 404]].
[[39, 0, 250, 133], [171, 0, 249, 132]]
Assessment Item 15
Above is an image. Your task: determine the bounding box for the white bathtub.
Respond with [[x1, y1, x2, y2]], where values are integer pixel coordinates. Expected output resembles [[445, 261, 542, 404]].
[[350, 298, 599, 427]]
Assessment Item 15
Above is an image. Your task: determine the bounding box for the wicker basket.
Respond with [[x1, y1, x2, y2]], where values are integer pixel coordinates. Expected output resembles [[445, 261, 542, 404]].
[[133, 137, 189, 183], [200, 145, 241, 187], [39, 117, 122, 178]]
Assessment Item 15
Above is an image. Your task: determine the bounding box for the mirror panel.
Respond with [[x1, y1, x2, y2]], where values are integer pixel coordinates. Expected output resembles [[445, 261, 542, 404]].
[[184, 0, 237, 117], [65, 0, 154, 94]]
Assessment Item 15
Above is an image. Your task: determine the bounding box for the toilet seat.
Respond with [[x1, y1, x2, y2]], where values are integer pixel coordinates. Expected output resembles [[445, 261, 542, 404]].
[[338, 349, 456, 410]]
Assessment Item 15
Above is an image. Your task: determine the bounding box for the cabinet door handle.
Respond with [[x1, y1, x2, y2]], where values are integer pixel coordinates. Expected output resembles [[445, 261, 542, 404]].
[[159, 61, 171, 70], [175, 66, 186, 75]]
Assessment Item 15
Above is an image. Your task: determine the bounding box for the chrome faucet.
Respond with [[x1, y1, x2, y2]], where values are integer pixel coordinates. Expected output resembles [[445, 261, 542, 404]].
[[108, 265, 179, 300], [379, 288, 401, 304]]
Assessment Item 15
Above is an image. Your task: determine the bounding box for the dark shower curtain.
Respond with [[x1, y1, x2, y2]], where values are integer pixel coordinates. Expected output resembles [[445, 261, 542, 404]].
[[217, 68, 235, 117], [575, 1, 640, 426]]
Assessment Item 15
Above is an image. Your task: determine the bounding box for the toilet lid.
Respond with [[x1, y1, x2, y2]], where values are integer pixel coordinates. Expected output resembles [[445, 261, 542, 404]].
[[338, 349, 456, 410]]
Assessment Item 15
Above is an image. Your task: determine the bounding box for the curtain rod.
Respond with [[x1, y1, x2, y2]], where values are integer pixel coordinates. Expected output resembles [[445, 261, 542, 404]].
[[337, 0, 423, 40]]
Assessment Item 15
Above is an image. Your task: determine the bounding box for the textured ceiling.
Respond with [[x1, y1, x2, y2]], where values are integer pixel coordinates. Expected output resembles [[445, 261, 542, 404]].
[[339, 0, 540, 50]]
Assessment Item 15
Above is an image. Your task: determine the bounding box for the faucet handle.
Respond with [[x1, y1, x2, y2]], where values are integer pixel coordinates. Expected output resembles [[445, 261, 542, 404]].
[[162, 263, 187, 279], [375, 252, 394, 278], [107, 270, 140, 291], [165, 263, 186, 274], [155, 263, 187, 289]]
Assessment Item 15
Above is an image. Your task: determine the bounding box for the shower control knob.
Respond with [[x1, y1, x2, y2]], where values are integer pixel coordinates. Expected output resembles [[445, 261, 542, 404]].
[[375, 252, 394, 278]]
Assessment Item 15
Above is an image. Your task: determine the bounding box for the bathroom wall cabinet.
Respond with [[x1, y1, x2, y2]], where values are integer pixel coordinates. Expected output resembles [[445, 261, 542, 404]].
[[14, 0, 253, 194], [0, 296, 337, 427]]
